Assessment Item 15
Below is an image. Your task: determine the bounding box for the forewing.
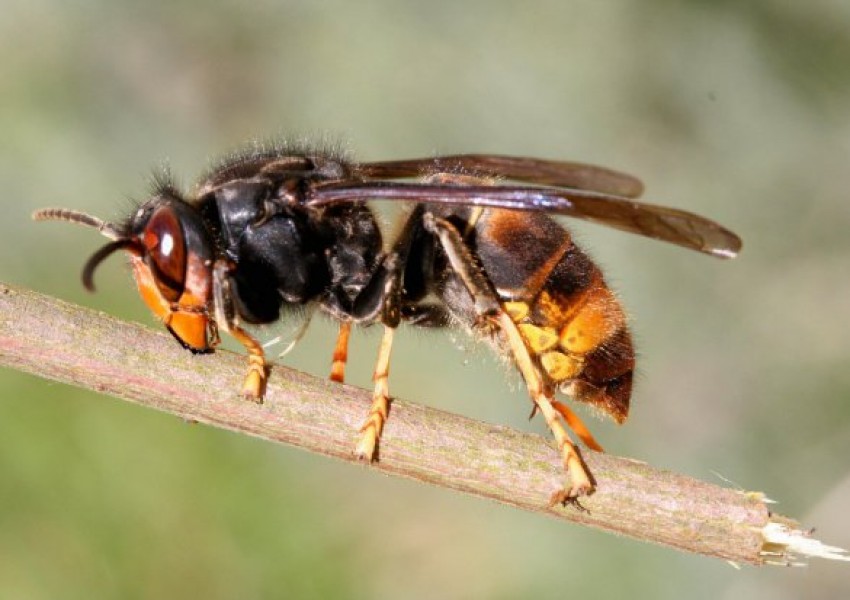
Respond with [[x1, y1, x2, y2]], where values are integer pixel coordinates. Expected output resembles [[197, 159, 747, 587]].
[[307, 181, 741, 258], [359, 154, 644, 198]]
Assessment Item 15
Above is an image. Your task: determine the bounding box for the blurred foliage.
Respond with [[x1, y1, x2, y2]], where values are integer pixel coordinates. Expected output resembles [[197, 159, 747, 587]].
[[1, 0, 849, 598]]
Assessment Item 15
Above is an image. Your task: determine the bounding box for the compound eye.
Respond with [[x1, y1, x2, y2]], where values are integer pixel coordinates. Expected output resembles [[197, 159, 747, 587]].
[[142, 206, 186, 302]]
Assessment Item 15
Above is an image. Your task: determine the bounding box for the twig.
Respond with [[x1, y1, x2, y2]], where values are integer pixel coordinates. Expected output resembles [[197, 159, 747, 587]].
[[0, 281, 845, 565]]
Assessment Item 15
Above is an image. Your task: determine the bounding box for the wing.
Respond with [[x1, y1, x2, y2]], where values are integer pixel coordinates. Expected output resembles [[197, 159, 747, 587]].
[[306, 181, 742, 259], [358, 154, 644, 198]]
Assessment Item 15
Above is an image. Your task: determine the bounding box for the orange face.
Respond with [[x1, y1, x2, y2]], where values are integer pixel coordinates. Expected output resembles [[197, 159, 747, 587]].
[[130, 255, 212, 351], [128, 203, 215, 353]]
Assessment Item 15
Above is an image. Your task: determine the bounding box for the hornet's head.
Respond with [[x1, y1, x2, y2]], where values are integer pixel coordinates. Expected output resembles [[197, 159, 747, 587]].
[[34, 191, 217, 352]]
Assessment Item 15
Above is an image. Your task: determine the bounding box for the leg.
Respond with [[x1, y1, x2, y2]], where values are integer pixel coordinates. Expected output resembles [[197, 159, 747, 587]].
[[551, 399, 604, 452], [527, 396, 603, 451], [496, 311, 594, 502], [213, 260, 268, 401], [229, 327, 268, 401], [346, 208, 425, 459], [354, 325, 395, 461], [425, 213, 595, 501], [422, 212, 501, 319], [330, 321, 351, 383]]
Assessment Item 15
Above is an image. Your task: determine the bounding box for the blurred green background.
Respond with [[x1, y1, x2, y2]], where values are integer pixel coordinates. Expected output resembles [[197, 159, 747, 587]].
[[2, 0, 849, 597]]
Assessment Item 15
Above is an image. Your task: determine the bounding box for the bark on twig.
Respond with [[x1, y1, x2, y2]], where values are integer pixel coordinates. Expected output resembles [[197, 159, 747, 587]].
[[0, 282, 845, 565]]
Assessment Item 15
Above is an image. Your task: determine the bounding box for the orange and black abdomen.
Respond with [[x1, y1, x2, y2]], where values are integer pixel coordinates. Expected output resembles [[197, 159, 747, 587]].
[[470, 208, 634, 423]]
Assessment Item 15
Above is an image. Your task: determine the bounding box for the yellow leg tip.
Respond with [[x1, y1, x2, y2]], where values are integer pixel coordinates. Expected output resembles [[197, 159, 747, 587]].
[[241, 369, 266, 403], [354, 429, 378, 462], [354, 410, 386, 462], [353, 325, 394, 463], [545, 439, 595, 506], [548, 468, 595, 507], [548, 484, 594, 508], [329, 365, 345, 383]]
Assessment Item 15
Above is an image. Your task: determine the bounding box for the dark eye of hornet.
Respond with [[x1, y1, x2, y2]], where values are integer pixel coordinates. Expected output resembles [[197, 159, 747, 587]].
[[33, 144, 741, 504]]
